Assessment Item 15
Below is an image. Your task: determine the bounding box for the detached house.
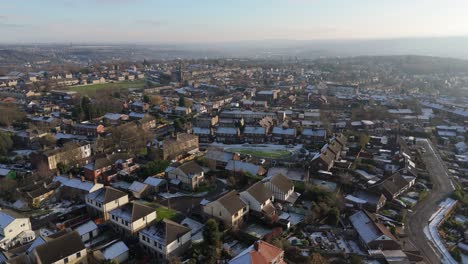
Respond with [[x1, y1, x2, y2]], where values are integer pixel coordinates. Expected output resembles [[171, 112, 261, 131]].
[[167, 161, 205, 190], [240, 182, 277, 222], [109, 202, 157, 235], [86, 187, 129, 221], [139, 219, 192, 263], [203, 190, 249, 228]]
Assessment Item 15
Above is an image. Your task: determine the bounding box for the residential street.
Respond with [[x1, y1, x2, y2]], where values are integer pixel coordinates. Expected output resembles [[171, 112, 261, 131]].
[[405, 139, 455, 264]]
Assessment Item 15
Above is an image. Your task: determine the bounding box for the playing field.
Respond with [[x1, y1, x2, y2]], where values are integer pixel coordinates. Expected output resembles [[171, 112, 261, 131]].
[[70, 79, 146, 95], [226, 148, 291, 159]]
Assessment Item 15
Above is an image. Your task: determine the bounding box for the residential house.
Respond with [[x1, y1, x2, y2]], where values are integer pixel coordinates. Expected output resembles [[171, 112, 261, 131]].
[[371, 173, 415, 200], [130, 101, 150, 113], [301, 129, 327, 144], [192, 127, 213, 143], [33, 231, 87, 264], [240, 182, 277, 222], [229, 240, 286, 264], [243, 126, 267, 144], [139, 219, 192, 263], [109, 202, 157, 235], [263, 173, 299, 204], [71, 123, 105, 137], [205, 149, 240, 170], [86, 187, 129, 221], [203, 190, 249, 228], [84, 153, 136, 182], [31, 142, 92, 171], [54, 175, 104, 201], [216, 127, 240, 144], [103, 113, 129, 125], [167, 161, 205, 191], [157, 133, 199, 161], [0, 210, 34, 250], [310, 148, 336, 171], [272, 127, 297, 144], [345, 191, 387, 213], [349, 210, 400, 250], [143, 177, 167, 193], [225, 160, 267, 176]]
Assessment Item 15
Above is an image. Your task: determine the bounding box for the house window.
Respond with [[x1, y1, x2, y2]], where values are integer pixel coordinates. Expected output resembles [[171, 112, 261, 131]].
[[64, 258, 69, 263], [77, 252, 81, 258], [219, 211, 222, 216]]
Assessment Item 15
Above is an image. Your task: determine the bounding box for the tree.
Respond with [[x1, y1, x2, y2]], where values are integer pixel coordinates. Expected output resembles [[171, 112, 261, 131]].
[[143, 94, 150, 103], [178, 95, 186, 107], [38, 134, 56, 148], [203, 219, 220, 247], [309, 253, 328, 264], [0, 178, 18, 202], [0, 132, 13, 156], [349, 254, 363, 264], [140, 160, 170, 177], [203, 219, 221, 264], [150, 95, 163, 105], [0, 104, 26, 127]]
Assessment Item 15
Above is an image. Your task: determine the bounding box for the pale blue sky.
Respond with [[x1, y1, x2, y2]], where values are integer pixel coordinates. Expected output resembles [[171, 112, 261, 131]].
[[1, 0, 467, 43]]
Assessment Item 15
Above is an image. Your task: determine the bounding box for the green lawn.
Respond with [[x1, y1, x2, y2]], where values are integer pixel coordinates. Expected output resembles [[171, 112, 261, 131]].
[[155, 206, 178, 221], [141, 201, 179, 221], [70, 79, 147, 95], [227, 148, 291, 159]]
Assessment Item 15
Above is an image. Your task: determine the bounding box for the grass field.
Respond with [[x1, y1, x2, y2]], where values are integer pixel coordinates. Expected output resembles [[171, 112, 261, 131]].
[[70, 79, 146, 95], [226, 148, 291, 159]]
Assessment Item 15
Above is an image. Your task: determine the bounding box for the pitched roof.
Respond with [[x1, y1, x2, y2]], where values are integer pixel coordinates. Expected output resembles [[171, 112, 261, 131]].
[[229, 240, 285, 264], [177, 161, 204, 175], [34, 231, 85, 264], [349, 210, 397, 245], [141, 219, 191, 245], [102, 241, 129, 260], [109, 202, 155, 222], [268, 173, 293, 193], [243, 182, 273, 204], [87, 186, 127, 204], [215, 190, 247, 215]]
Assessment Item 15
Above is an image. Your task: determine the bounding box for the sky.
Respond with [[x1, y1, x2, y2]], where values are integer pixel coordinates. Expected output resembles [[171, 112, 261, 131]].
[[1, 0, 468, 43]]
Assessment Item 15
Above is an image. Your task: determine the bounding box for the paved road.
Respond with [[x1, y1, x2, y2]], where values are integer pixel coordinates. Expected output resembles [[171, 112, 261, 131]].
[[405, 139, 455, 264]]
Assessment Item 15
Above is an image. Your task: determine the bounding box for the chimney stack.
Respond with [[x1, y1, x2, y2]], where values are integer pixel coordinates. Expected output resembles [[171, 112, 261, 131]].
[[254, 241, 260, 251], [81, 175, 85, 182]]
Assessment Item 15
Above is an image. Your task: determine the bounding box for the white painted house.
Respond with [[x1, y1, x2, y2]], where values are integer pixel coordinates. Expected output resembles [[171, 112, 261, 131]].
[[139, 219, 192, 263], [263, 173, 299, 203], [86, 187, 129, 221], [109, 202, 157, 235], [240, 182, 276, 220], [0, 209, 35, 250]]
